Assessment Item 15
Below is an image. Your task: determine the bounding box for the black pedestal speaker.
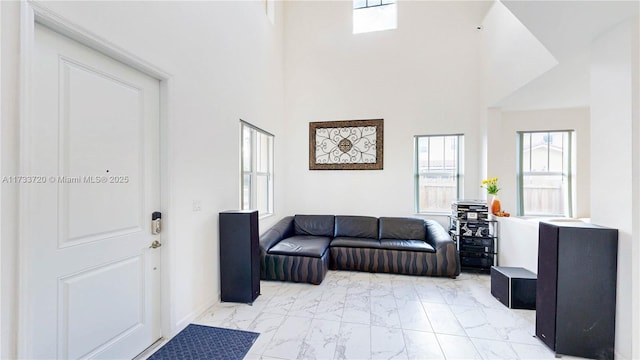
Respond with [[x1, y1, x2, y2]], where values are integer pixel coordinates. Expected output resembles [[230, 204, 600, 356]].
[[536, 221, 618, 359], [219, 210, 260, 303]]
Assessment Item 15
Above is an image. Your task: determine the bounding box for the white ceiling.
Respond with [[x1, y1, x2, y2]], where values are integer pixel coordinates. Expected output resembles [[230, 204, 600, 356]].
[[495, 0, 639, 110]]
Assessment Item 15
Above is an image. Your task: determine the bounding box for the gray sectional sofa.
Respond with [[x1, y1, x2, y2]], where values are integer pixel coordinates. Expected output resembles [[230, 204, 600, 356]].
[[259, 214, 460, 285]]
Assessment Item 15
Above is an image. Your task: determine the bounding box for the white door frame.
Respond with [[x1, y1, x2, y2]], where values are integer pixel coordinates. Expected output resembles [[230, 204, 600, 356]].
[[18, 2, 175, 357], [0, 3, 3, 358]]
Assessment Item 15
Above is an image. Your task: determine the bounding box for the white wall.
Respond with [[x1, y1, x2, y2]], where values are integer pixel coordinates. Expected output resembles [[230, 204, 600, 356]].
[[495, 48, 590, 111], [495, 217, 539, 272], [1, 1, 285, 357], [282, 1, 490, 220], [487, 107, 591, 218], [590, 16, 639, 360]]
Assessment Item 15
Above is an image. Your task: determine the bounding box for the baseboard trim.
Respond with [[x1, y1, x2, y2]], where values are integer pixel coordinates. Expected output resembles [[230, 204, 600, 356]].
[[174, 296, 218, 334]]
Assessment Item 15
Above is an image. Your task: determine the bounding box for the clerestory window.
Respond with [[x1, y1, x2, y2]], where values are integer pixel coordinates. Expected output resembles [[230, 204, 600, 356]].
[[353, 0, 397, 34]]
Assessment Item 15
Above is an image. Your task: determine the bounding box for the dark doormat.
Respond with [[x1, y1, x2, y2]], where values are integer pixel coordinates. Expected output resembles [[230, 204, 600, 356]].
[[148, 324, 259, 360]]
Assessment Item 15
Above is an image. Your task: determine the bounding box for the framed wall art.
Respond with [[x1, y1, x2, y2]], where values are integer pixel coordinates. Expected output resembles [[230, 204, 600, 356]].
[[309, 119, 383, 170]]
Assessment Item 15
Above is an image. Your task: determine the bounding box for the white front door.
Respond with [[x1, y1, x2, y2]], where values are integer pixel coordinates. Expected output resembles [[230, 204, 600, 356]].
[[23, 24, 161, 359]]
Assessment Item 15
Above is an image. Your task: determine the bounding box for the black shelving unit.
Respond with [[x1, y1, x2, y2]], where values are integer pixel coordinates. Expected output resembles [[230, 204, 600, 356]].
[[448, 200, 498, 272]]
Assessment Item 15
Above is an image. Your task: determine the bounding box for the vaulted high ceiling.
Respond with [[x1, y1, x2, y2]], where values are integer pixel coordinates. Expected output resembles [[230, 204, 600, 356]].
[[495, 0, 638, 110]]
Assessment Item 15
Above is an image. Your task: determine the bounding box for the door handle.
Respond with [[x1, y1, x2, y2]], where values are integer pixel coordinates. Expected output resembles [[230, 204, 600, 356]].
[[149, 240, 162, 249]]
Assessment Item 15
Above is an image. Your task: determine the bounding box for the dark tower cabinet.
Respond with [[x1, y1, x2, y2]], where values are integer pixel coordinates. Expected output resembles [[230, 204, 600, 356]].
[[219, 210, 260, 303], [536, 221, 618, 359]]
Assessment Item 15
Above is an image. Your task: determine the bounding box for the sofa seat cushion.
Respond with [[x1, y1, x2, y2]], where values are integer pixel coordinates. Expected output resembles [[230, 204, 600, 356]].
[[268, 236, 331, 258], [330, 237, 382, 249], [379, 239, 435, 253]]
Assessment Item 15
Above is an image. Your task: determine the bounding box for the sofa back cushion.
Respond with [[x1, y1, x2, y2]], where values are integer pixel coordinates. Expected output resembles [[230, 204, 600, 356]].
[[379, 217, 426, 240], [335, 216, 378, 239], [259, 216, 294, 253], [294, 215, 335, 237]]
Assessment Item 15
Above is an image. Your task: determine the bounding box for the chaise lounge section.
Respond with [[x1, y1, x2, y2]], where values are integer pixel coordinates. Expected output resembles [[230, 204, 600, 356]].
[[259, 214, 460, 285]]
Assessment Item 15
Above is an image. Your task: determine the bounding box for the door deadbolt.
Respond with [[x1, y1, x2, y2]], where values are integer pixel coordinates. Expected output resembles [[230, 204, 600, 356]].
[[151, 212, 161, 235]]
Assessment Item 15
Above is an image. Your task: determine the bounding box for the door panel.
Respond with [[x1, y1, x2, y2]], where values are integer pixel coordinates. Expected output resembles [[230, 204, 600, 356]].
[[25, 24, 161, 359], [59, 59, 143, 246], [60, 256, 143, 359]]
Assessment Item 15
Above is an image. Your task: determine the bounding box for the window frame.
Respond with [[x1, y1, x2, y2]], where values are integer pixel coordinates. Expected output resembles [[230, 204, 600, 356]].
[[240, 120, 274, 218], [516, 130, 574, 217], [265, 0, 275, 25], [414, 134, 464, 214], [354, 0, 396, 10], [352, 0, 398, 34]]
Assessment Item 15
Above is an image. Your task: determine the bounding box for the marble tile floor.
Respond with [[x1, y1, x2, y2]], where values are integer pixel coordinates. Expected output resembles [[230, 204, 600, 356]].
[[194, 271, 574, 360]]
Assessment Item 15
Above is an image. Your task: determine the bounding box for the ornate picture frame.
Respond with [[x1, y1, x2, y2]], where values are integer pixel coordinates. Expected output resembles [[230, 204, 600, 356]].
[[309, 119, 383, 170]]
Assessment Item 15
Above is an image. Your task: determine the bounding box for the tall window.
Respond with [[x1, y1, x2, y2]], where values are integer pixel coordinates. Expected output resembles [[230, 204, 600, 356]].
[[415, 135, 464, 213], [241, 121, 274, 217], [353, 0, 397, 34], [517, 131, 573, 217]]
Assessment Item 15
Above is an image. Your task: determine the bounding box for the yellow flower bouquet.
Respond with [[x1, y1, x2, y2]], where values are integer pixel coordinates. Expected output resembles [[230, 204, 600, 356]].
[[481, 177, 500, 195]]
